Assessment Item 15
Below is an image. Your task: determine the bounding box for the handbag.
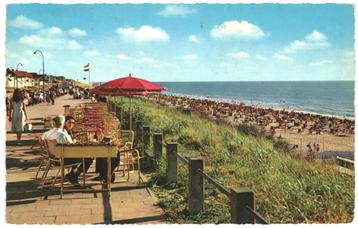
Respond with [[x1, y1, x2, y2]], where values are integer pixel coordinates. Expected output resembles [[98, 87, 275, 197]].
[[24, 120, 32, 131]]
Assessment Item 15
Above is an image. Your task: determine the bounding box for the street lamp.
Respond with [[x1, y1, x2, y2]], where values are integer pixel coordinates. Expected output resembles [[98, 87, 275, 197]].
[[33, 50, 45, 101], [15, 62, 23, 88]]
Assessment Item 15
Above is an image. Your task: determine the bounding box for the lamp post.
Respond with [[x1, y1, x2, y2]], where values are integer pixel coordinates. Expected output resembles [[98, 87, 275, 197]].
[[15, 62, 23, 88], [33, 50, 45, 101]]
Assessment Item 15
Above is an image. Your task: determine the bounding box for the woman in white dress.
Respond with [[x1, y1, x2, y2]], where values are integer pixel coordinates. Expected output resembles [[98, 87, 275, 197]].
[[8, 88, 29, 144]]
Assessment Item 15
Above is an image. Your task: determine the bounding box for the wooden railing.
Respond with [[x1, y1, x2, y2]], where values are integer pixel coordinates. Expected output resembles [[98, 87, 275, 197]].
[[139, 124, 269, 224], [109, 102, 269, 224]]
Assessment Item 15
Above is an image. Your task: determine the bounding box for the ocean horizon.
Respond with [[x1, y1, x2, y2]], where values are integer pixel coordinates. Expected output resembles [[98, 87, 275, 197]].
[[157, 81, 354, 119]]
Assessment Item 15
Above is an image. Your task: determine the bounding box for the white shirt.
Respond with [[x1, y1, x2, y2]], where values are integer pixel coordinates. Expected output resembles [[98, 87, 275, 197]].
[[42, 128, 73, 144]]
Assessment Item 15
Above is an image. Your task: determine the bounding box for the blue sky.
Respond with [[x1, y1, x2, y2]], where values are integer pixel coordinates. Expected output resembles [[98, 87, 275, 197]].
[[5, 4, 355, 82]]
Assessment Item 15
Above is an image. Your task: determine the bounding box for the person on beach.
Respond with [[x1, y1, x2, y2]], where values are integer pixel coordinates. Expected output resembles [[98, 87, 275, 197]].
[[8, 88, 29, 145], [42, 116, 93, 184]]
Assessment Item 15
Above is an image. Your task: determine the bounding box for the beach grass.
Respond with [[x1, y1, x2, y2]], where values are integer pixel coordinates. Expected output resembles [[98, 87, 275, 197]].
[[113, 97, 354, 224]]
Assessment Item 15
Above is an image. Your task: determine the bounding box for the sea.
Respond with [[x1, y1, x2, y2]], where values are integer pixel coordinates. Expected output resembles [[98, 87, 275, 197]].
[[158, 81, 355, 119]]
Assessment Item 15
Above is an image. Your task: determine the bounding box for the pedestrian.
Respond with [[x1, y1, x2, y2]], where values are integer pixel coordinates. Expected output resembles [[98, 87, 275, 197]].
[[8, 88, 29, 145], [49, 90, 55, 105], [45, 92, 50, 105]]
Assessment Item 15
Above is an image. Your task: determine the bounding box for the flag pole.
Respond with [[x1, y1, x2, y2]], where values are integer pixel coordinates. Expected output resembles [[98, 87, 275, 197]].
[[88, 63, 90, 88]]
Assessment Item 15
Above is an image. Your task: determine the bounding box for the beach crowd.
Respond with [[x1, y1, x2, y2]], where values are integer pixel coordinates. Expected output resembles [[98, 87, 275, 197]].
[[145, 93, 354, 153]]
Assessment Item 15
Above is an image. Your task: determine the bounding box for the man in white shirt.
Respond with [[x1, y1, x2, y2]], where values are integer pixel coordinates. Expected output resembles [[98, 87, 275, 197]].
[[42, 115, 92, 184]]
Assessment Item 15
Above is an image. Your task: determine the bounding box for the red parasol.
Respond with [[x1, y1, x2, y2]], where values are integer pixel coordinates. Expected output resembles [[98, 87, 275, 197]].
[[92, 73, 165, 95], [91, 73, 166, 129]]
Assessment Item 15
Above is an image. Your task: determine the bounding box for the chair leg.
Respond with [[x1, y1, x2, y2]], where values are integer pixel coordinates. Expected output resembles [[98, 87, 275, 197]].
[[137, 158, 141, 186], [51, 168, 62, 189], [39, 162, 51, 189], [35, 159, 45, 180]]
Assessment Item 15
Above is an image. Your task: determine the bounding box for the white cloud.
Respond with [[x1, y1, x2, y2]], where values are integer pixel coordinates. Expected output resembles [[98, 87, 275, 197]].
[[305, 30, 327, 42], [188, 34, 200, 43], [227, 51, 249, 60], [116, 25, 169, 42], [135, 57, 155, 64], [182, 54, 198, 61], [8, 53, 19, 59], [18, 26, 84, 50], [8, 15, 43, 29], [68, 40, 83, 50], [136, 51, 146, 57], [283, 30, 330, 54], [68, 28, 87, 37], [19, 35, 41, 45], [256, 55, 268, 61], [83, 50, 101, 57], [273, 53, 292, 61], [309, 60, 332, 66], [38, 26, 64, 36], [116, 53, 130, 60], [210, 20, 267, 40], [158, 5, 196, 17]]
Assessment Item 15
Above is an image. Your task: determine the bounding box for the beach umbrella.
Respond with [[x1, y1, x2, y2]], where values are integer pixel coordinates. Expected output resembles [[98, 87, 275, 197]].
[[91, 73, 166, 130]]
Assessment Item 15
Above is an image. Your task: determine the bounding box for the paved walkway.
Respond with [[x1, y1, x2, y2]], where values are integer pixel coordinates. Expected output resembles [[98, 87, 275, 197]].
[[5, 94, 165, 224]]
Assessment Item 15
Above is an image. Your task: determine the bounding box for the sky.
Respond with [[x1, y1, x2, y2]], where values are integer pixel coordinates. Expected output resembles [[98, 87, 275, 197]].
[[4, 3, 356, 82]]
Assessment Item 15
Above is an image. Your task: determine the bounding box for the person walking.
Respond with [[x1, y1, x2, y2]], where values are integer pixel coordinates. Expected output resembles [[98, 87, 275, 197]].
[[8, 88, 29, 145], [49, 90, 55, 105]]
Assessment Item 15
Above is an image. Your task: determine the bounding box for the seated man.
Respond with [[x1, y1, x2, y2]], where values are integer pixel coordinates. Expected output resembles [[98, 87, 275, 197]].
[[42, 115, 93, 184]]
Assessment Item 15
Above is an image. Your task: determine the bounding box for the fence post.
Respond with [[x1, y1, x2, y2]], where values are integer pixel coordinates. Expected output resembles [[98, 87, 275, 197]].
[[116, 106, 122, 120], [136, 120, 143, 143], [166, 143, 178, 183], [230, 188, 255, 224], [153, 133, 163, 162], [188, 157, 204, 215], [143, 126, 150, 152]]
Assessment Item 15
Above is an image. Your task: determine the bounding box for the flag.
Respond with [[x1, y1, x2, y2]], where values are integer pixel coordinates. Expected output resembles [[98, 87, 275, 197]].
[[83, 63, 90, 71]]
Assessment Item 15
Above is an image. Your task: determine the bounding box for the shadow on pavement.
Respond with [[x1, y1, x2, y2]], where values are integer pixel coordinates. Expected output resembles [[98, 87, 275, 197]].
[[7, 129, 46, 134], [6, 139, 39, 146], [6, 199, 37, 207], [108, 215, 166, 224]]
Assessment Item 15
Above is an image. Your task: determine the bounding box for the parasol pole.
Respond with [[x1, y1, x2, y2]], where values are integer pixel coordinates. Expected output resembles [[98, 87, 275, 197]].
[[129, 96, 132, 130]]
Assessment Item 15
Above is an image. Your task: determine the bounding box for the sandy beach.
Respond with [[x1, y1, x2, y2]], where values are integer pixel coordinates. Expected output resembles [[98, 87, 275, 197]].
[[145, 93, 354, 155]]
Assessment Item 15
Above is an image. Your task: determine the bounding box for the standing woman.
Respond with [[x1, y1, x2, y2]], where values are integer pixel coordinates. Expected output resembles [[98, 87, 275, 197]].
[[8, 88, 29, 144]]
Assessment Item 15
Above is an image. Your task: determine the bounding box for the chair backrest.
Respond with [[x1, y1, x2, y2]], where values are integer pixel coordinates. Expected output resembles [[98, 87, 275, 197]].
[[45, 139, 58, 157], [120, 130, 134, 149], [38, 135, 47, 156]]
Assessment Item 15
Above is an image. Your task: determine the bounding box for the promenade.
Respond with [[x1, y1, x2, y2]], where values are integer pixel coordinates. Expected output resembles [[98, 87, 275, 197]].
[[5, 94, 165, 224]]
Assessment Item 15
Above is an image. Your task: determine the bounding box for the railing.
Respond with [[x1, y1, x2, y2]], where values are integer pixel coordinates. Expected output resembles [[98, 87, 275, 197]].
[[139, 124, 269, 224], [109, 102, 269, 224], [336, 156, 354, 170]]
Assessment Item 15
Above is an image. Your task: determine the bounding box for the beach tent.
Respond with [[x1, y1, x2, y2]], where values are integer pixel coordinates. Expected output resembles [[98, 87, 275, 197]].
[[91, 73, 166, 130]]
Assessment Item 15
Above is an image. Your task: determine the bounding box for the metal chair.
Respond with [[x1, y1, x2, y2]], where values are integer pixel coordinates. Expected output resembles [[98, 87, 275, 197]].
[[118, 148, 142, 184], [34, 136, 49, 180], [39, 139, 81, 189], [117, 130, 135, 178]]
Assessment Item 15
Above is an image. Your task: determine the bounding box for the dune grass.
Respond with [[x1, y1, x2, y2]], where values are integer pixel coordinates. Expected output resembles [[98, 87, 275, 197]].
[[113, 97, 354, 224]]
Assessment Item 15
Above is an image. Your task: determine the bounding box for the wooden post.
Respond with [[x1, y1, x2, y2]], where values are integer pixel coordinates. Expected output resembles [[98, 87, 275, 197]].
[[153, 133, 163, 162], [143, 126, 150, 153], [166, 143, 178, 183], [188, 158, 204, 215], [230, 188, 255, 224], [116, 106, 122, 120], [136, 120, 143, 142]]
